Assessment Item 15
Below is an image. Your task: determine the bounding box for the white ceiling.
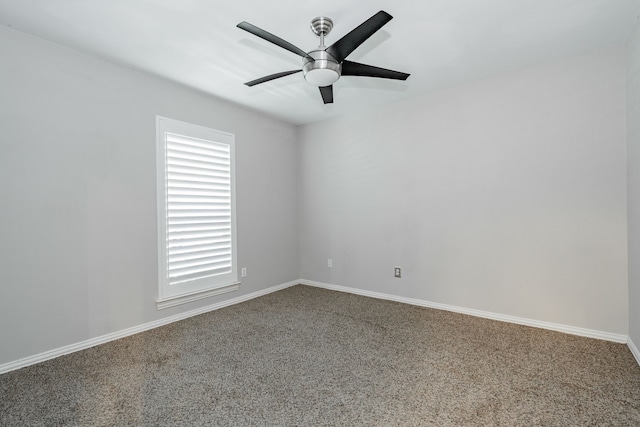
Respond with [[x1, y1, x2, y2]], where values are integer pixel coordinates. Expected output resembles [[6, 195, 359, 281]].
[[1, 0, 639, 125]]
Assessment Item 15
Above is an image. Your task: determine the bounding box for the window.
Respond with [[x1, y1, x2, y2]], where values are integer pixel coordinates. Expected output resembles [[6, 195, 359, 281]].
[[156, 116, 238, 309]]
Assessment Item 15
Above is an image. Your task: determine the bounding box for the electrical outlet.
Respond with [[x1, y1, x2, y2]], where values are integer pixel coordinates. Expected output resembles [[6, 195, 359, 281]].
[[394, 267, 401, 278], [328, 259, 333, 268], [241, 267, 247, 278]]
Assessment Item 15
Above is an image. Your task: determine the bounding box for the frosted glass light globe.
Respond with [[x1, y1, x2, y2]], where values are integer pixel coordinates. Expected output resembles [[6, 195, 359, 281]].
[[304, 68, 340, 86]]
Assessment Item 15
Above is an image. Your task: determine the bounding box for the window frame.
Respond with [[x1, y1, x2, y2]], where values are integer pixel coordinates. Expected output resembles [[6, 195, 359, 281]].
[[156, 116, 239, 309]]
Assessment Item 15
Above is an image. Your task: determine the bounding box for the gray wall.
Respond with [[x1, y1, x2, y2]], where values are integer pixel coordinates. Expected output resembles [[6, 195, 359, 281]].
[[0, 26, 299, 366], [297, 47, 628, 335], [627, 18, 640, 350]]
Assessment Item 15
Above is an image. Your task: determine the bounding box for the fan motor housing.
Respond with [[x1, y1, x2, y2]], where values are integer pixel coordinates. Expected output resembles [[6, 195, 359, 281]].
[[302, 50, 341, 87]]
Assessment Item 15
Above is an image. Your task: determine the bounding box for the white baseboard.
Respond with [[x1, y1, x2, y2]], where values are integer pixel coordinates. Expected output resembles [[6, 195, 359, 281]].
[[3, 279, 635, 375], [0, 280, 299, 375], [299, 279, 628, 344], [629, 337, 640, 368]]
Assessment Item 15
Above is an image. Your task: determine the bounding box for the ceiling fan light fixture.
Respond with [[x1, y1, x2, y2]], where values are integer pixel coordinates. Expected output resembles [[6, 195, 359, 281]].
[[302, 50, 341, 87]]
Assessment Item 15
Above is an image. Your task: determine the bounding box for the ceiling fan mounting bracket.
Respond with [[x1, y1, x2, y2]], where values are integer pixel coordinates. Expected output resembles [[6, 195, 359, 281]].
[[310, 17, 333, 37]]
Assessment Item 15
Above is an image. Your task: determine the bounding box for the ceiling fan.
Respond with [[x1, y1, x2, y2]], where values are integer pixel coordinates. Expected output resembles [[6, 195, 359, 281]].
[[237, 10, 410, 104]]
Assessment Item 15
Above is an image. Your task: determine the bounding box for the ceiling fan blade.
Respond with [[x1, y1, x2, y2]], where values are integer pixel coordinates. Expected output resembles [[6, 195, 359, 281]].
[[319, 85, 333, 104], [245, 69, 302, 87], [341, 60, 410, 80], [237, 22, 314, 61], [325, 11, 393, 62]]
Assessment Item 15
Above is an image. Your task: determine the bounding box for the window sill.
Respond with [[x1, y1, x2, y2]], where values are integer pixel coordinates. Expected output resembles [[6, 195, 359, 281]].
[[156, 282, 240, 310]]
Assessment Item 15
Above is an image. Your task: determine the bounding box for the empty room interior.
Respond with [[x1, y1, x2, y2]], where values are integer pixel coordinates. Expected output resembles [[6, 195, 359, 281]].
[[1, 0, 640, 424]]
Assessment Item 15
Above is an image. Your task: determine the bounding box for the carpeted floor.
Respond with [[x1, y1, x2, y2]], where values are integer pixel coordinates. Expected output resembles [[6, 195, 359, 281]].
[[1, 285, 639, 426]]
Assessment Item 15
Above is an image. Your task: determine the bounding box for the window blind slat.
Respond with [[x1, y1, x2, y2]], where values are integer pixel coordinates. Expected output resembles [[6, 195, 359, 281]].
[[168, 217, 230, 226], [168, 236, 231, 248], [168, 230, 230, 238], [168, 155, 230, 168], [171, 221, 231, 233], [167, 166, 230, 180], [168, 155, 230, 171], [169, 197, 229, 205], [168, 206, 230, 212], [167, 179, 230, 192], [168, 216, 230, 224], [168, 230, 231, 241], [168, 207, 230, 213], [167, 173, 229, 186], [168, 219, 229, 226], [168, 241, 230, 255], [168, 189, 229, 198], [168, 216, 230, 222]]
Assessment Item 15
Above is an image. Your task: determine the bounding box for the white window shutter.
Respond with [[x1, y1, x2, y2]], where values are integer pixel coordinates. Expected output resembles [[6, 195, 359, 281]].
[[157, 117, 237, 305]]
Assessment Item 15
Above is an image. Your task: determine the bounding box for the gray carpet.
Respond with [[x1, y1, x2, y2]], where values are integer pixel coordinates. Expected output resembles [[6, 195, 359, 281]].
[[1, 285, 639, 426]]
